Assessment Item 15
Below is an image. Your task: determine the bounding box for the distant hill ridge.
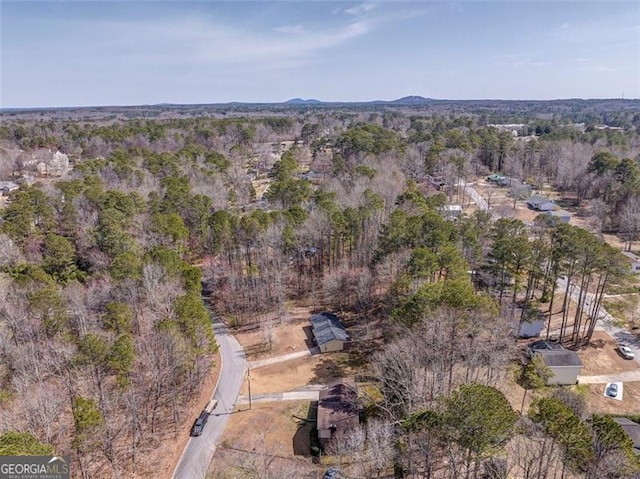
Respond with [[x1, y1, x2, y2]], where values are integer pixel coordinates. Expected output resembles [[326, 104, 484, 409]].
[[284, 98, 323, 105]]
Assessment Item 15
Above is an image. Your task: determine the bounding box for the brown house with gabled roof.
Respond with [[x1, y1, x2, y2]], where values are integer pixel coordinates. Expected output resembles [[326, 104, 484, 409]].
[[317, 379, 360, 448]]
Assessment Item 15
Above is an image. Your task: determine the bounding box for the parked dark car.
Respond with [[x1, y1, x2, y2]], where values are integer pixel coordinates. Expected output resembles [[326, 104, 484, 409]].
[[190, 410, 209, 436], [606, 383, 618, 398]]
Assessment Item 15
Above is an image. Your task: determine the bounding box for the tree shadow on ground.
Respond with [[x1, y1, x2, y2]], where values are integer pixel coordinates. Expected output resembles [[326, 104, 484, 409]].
[[293, 401, 318, 456]]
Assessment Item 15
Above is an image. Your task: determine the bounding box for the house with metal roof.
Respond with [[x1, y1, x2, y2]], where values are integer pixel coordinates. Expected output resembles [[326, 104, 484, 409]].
[[311, 312, 350, 353], [527, 195, 556, 211]]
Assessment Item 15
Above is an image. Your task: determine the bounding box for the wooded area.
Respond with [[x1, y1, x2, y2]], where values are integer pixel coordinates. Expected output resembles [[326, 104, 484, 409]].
[[1, 102, 639, 478]]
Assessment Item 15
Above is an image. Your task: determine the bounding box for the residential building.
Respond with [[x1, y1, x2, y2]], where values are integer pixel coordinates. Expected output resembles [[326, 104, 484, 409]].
[[317, 379, 360, 448], [622, 251, 640, 274], [311, 312, 350, 353]]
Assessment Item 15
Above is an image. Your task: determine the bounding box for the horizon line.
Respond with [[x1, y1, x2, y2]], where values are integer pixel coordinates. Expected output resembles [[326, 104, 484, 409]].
[[1, 96, 638, 111]]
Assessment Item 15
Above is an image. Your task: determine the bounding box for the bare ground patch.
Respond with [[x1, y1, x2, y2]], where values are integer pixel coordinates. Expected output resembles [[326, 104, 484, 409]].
[[233, 311, 316, 360], [577, 331, 640, 376], [584, 381, 640, 415], [210, 401, 320, 478]]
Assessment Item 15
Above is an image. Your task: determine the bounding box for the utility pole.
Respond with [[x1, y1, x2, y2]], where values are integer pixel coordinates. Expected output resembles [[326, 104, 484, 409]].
[[247, 367, 252, 410]]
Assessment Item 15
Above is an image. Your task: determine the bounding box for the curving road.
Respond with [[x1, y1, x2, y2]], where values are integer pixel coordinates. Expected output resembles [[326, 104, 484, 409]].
[[172, 316, 246, 479]]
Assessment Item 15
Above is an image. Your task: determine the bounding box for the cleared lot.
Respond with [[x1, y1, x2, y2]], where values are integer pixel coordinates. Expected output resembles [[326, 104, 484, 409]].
[[210, 401, 320, 478], [577, 331, 640, 376]]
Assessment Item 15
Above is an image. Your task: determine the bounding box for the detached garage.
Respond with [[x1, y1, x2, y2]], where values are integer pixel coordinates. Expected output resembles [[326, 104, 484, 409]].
[[533, 349, 583, 385], [311, 312, 350, 353]]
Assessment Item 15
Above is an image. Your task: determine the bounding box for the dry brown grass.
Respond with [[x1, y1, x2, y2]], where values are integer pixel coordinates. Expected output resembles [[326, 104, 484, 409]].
[[577, 331, 640, 376], [210, 401, 320, 478], [585, 381, 640, 415]]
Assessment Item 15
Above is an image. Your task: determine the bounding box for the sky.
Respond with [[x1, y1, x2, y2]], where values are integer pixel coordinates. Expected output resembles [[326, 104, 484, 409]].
[[1, 1, 639, 108]]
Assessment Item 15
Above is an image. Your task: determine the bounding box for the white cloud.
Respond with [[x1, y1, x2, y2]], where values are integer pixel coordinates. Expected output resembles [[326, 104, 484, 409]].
[[94, 16, 373, 70], [345, 3, 376, 16]]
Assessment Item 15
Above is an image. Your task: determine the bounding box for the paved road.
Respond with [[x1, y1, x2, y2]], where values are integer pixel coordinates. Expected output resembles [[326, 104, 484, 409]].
[[172, 316, 246, 479], [557, 276, 640, 366], [462, 181, 501, 220]]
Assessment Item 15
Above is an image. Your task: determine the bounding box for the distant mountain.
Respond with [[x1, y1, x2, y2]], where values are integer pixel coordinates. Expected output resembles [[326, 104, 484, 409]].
[[285, 98, 322, 105], [388, 96, 432, 105]]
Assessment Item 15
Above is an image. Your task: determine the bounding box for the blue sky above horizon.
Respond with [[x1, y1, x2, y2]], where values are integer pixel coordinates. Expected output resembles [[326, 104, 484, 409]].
[[1, 1, 639, 108]]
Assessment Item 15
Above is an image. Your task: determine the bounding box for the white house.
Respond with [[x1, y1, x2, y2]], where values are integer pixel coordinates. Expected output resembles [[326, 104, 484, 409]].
[[622, 251, 640, 274]]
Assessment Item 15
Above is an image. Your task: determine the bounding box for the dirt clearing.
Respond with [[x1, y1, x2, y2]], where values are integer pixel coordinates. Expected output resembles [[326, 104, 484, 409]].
[[210, 401, 320, 478], [577, 331, 640, 376]]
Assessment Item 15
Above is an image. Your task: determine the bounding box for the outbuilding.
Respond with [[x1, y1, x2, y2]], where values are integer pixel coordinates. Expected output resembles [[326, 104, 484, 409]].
[[311, 312, 350, 353], [532, 348, 583, 385]]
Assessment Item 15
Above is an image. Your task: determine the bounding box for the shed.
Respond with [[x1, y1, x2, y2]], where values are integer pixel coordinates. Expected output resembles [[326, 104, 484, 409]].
[[311, 312, 350, 353], [533, 349, 583, 385], [622, 251, 640, 274], [613, 418, 640, 454], [544, 209, 571, 223], [317, 379, 360, 448]]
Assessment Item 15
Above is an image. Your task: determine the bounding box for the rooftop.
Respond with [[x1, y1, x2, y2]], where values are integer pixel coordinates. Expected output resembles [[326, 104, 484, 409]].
[[311, 312, 350, 346], [317, 379, 360, 434], [613, 418, 640, 452], [622, 251, 640, 262], [546, 209, 571, 217], [534, 349, 583, 367]]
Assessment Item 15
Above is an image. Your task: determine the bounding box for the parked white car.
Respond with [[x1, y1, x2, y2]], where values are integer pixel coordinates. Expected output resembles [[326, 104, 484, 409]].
[[618, 345, 635, 360]]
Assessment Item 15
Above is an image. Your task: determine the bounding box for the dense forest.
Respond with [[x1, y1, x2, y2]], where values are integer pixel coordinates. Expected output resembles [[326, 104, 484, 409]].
[[1, 103, 640, 478]]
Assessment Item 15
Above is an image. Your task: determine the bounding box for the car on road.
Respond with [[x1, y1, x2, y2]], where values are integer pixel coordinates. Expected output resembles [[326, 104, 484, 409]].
[[618, 345, 635, 360], [190, 410, 209, 437], [606, 383, 619, 398]]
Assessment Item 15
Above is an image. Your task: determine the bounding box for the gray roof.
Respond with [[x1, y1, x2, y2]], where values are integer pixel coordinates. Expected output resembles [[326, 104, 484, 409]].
[[535, 349, 583, 367], [613, 418, 640, 451], [311, 312, 350, 345], [0, 181, 19, 190], [546, 209, 571, 217], [527, 195, 546, 204]]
